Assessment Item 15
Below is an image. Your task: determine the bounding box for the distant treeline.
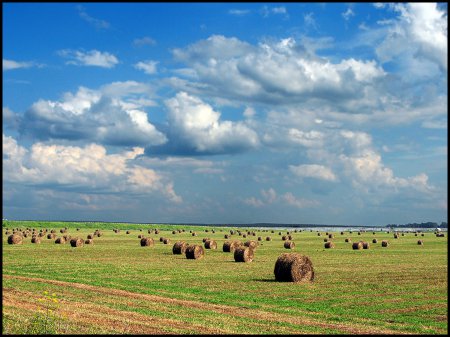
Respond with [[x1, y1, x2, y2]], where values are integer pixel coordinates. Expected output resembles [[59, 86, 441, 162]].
[[387, 222, 448, 228]]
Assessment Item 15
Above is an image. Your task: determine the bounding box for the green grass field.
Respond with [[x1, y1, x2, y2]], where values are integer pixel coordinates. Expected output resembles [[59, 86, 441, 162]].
[[2, 220, 448, 334]]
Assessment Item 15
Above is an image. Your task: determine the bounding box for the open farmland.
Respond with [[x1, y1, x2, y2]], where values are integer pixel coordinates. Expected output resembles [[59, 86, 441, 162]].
[[2, 221, 448, 334]]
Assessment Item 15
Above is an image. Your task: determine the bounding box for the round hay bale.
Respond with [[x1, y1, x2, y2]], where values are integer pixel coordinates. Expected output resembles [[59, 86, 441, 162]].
[[85, 239, 94, 245], [340, 231, 344, 235], [87, 234, 94, 240], [357, 232, 361, 235], [324, 241, 335, 249], [55, 237, 66, 244], [274, 253, 314, 282], [257, 236, 262, 241], [417, 240, 424, 245], [154, 230, 159, 234], [372, 239, 378, 243], [223, 240, 242, 253], [31, 236, 41, 244], [172, 230, 176, 234], [163, 238, 171, 245], [224, 234, 229, 239], [126, 230, 131, 234], [185, 244, 204, 259], [70, 238, 84, 247], [282, 235, 288, 241], [147, 229, 152, 234], [242, 234, 247, 238], [96, 232, 102, 237], [323, 238, 328, 242], [284, 240, 295, 249], [173, 241, 189, 254], [47, 233, 56, 239], [234, 246, 254, 262], [244, 240, 258, 249], [76, 228, 80, 231], [50, 229, 56, 234], [63, 235, 71, 241], [140, 237, 154, 247], [7, 234, 23, 245], [138, 234, 143, 239], [266, 236, 272, 241], [159, 237, 165, 242], [60, 229, 66, 233], [436, 233, 445, 237], [421, 233, 425, 237], [345, 238, 351, 243], [352, 241, 363, 250], [278, 232, 282, 235], [192, 232, 197, 237], [317, 233, 321, 236], [381, 240, 389, 247], [202, 237, 210, 243], [362, 242, 370, 249], [287, 235, 293, 240], [401, 233, 405, 236], [204, 239, 217, 249], [328, 234, 334, 239]]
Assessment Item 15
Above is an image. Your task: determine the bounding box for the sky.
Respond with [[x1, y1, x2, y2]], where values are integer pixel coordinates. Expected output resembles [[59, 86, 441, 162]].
[[2, 2, 448, 226]]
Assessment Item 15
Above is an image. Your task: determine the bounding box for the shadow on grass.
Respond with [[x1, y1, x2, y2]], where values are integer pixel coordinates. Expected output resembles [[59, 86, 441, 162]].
[[252, 278, 278, 282]]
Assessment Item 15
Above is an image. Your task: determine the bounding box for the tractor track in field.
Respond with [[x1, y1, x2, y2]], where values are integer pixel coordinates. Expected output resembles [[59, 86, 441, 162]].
[[3, 274, 413, 334]]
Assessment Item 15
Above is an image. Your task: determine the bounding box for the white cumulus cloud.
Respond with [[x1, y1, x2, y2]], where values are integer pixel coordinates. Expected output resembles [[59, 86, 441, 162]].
[[59, 49, 119, 68]]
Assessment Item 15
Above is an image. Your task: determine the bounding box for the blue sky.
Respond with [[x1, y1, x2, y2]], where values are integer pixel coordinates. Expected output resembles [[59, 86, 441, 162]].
[[3, 3, 447, 225]]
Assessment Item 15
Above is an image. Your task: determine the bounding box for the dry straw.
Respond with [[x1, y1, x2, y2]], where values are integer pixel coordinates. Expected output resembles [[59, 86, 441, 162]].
[[223, 241, 242, 253], [140, 237, 154, 246], [234, 246, 254, 262], [185, 245, 204, 259], [173, 241, 189, 254], [204, 240, 217, 249], [274, 253, 314, 282], [284, 240, 295, 249], [7, 234, 22, 245]]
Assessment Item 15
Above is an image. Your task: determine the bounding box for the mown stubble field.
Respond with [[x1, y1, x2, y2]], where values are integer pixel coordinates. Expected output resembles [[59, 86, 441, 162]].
[[2, 221, 448, 334]]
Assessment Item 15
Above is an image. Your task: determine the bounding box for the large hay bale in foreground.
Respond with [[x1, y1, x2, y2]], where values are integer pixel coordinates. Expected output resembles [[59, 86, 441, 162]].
[[173, 241, 189, 254], [185, 245, 204, 259], [381, 240, 389, 247], [284, 240, 295, 249], [223, 241, 242, 253], [352, 241, 363, 250], [234, 246, 254, 262], [204, 240, 217, 249], [244, 240, 258, 249], [140, 237, 154, 247], [324, 241, 335, 249], [70, 238, 84, 247], [274, 253, 314, 282], [7, 234, 23, 245], [55, 237, 66, 244]]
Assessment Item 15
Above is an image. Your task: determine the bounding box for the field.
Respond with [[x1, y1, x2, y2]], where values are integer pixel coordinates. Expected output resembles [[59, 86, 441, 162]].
[[2, 221, 448, 334]]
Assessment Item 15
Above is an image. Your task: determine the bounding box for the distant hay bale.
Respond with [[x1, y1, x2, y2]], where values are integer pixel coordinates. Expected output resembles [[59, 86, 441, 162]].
[[362, 242, 370, 249], [50, 230, 56, 234], [87, 234, 94, 240], [381, 240, 389, 247], [192, 232, 197, 237], [126, 231, 131, 234], [204, 240, 217, 249], [224, 234, 229, 239], [421, 233, 425, 237], [163, 238, 171, 244], [284, 240, 295, 249], [274, 253, 314, 282], [287, 235, 293, 240], [138, 234, 143, 239], [278, 232, 282, 235], [202, 237, 210, 243], [234, 246, 254, 262], [317, 233, 321, 236], [76, 228, 80, 231], [63, 235, 71, 241], [147, 229, 152, 234], [340, 231, 344, 235], [173, 241, 189, 254], [55, 237, 66, 244], [417, 240, 424, 245], [282, 235, 288, 241], [172, 230, 176, 234], [324, 241, 335, 249], [223, 240, 242, 253], [401, 233, 405, 236], [95, 232, 102, 237], [185, 244, 204, 259], [244, 240, 258, 249], [154, 230, 159, 234], [436, 233, 445, 237], [394, 234, 399, 239], [85, 239, 94, 245], [266, 236, 272, 241], [328, 234, 334, 239], [60, 229, 66, 233], [70, 238, 84, 247], [352, 241, 363, 250], [31, 236, 41, 244], [140, 237, 154, 247], [323, 238, 328, 242], [242, 234, 247, 238], [345, 238, 351, 243], [159, 237, 165, 242], [257, 236, 262, 241], [372, 239, 378, 243], [358, 232, 361, 235], [47, 233, 56, 239], [7, 234, 23, 245]]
